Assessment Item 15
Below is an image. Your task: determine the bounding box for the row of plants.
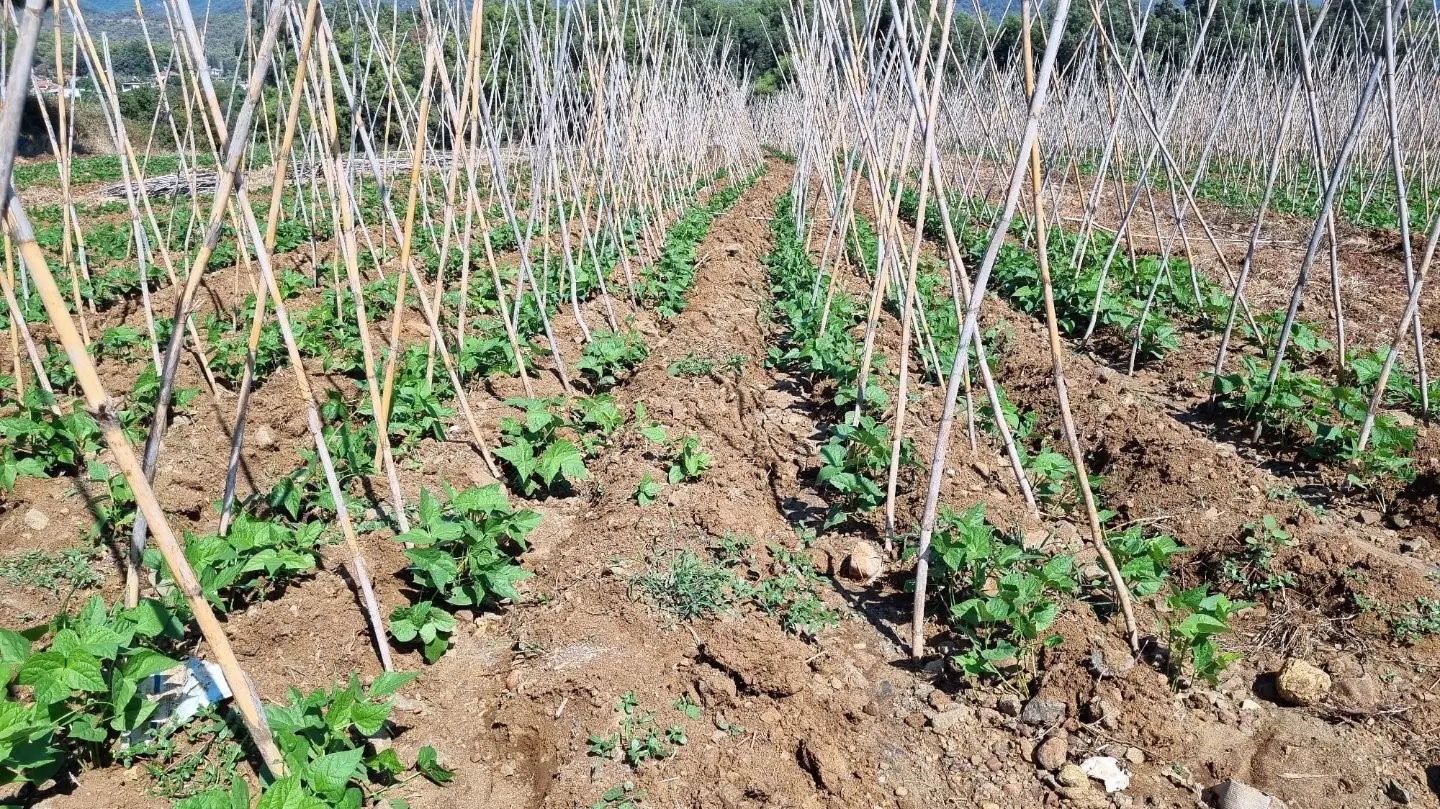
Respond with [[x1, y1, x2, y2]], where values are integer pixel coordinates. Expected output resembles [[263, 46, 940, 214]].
[[894, 184, 1228, 363], [1073, 153, 1437, 233], [638, 167, 765, 320], [923, 501, 1241, 691], [764, 192, 911, 531], [1213, 315, 1421, 491], [833, 201, 1243, 691]]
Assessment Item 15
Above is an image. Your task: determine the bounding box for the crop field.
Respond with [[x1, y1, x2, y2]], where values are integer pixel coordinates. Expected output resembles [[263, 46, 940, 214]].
[[1, 0, 1439, 807]]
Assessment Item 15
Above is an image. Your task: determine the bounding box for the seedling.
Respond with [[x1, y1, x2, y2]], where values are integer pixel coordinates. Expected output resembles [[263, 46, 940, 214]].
[[494, 397, 589, 496], [634, 472, 662, 506], [1164, 587, 1247, 686], [816, 416, 914, 528], [388, 601, 459, 663], [667, 436, 711, 483], [579, 328, 649, 390], [391, 486, 537, 645], [144, 513, 325, 616]]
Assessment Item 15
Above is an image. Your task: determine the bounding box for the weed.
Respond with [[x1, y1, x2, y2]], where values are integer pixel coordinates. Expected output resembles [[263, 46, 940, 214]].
[[592, 782, 647, 809], [586, 691, 689, 770], [750, 543, 839, 636], [668, 353, 714, 378], [631, 536, 838, 636], [120, 707, 244, 800], [1220, 515, 1296, 597], [630, 548, 740, 621], [1386, 597, 1440, 645], [0, 547, 103, 595], [672, 694, 702, 720]]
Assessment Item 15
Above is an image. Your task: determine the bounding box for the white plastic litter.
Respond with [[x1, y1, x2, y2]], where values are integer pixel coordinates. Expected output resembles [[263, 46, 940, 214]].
[[1079, 756, 1131, 793], [124, 657, 232, 746]]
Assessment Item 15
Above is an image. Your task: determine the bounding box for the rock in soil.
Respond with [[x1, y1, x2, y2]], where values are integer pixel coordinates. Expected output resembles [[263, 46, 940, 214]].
[[1332, 676, 1380, 710], [1057, 764, 1088, 788], [929, 705, 975, 734], [841, 540, 883, 581], [1020, 696, 1067, 726], [1274, 659, 1332, 706], [1384, 778, 1412, 804], [797, 738, 856, 797], [1080, 756, 1130, 793], [1205, 778, 1289, 809], [23, 508, 48, 531], [1034, 735, 1068, 771]]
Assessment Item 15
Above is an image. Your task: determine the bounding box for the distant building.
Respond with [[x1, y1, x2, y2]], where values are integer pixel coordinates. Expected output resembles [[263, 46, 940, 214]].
[[31, 77, 81, 100]]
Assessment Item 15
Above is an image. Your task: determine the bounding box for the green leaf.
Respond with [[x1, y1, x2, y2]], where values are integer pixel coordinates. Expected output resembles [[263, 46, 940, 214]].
[[538, 440, 586, 486], [416, 745, 454, 784], [256, 775, 329, 809], [305, 748, 364, 798], [122, 649, 180, 682], [0, 629, 31, 666], [369, 672, 417, 699]]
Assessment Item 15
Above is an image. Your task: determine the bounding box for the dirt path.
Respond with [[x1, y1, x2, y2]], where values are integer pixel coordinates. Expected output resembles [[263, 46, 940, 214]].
[[359, 163, 1050, 809]]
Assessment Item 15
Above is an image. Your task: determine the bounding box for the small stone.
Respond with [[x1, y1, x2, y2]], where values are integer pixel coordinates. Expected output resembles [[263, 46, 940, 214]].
[[1275, 659, 1332, 707], [1385, 778, 1412, 804], [841, 541, 884, 581], [1034, 736, 1068, 771], [997, 694, 1023, 716], [1387, 513, 1412, 529], [23, 509, 48, 531], [1166, 763, 1196, 790], [1357, 509, 1382, 526], [930, 705, 975, 733], [1057, 764, 1088, 788], [1020, 697, 1067, 726], [252, 424, 277, 449], [1124, 747, 1145, 765]]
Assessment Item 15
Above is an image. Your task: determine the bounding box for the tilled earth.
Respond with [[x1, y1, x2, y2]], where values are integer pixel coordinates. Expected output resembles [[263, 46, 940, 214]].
[[2, 159, 1439, 809]]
